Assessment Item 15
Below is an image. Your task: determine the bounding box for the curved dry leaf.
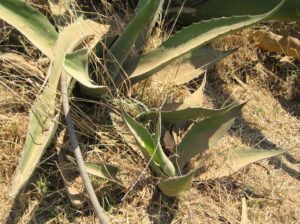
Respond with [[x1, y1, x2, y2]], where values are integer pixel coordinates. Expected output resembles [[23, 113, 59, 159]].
[[250, 30, 300, 60]]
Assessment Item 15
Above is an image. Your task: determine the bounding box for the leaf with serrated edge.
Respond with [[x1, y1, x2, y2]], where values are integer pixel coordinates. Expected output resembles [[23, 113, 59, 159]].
[[64, 49, 109, 97], [158, 169, 198, 197], [108, 0, 159, 79], [85, 162, 125, 186], [176, 102, 246, 169], [123, 1, 284, 84], [9, 19, 110, 197], [141, 102, 238, 124], [199, 148, 292, 180], [121, 107, 166, 177], [0, 0, 58, 58], [152, 48, 236, 85]]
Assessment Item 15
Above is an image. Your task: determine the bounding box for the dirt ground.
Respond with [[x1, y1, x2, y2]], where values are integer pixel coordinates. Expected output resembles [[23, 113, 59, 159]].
[[0, 1, 299, 223]]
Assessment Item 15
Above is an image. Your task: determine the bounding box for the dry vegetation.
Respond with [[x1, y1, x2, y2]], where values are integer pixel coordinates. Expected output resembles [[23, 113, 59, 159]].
[[0, 1, 299, 223]]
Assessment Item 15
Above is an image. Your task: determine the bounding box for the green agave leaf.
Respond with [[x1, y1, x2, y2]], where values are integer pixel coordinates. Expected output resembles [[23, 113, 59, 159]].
[[135, 0, 164, 50], [153, 113, 176, 177], [175, 0, 298, 25], [85, 162, 125, 186], [176, 102, 246, 169], [108, 0, 159, 79], [0, 0, 58, 58], [64, 49, 109, 97], [121, 107, 166, 177], [122, 1, 284, 84], [9, 19, 110, 197], [141, 102, 239, 124], [152, 48, 237, 85], [158, 169, 198, 197], [199, 148, 292, 180]]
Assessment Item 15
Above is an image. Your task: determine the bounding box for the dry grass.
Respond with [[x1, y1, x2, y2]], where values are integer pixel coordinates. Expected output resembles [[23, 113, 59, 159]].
[[0, 1, 300, 223]]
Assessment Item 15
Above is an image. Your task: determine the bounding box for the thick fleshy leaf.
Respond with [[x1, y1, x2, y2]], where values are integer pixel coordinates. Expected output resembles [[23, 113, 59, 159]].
[[141, 102, 239, 124], [121, 107, 165, 177], [176, 102, 246, 169], [107, 0, 159, 79], [0, 0, 58, 58], [158, 169, 198, 197], [63, 49, 109, 97], [153, 113, 176, 177], [135, 0, 164, 50], [9, 20, 110, 197], [152, 48, 236, 85], [110, 111, 144, 157], [173, 0, 298, 25], [122, 1, 284, 84], [85, 162, 125, 186], [199, 148, 292, 180]]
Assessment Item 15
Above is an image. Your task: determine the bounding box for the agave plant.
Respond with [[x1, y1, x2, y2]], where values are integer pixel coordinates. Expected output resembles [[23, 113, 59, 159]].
[[0, 0, 293, 222], [119, 95, 291, 196]]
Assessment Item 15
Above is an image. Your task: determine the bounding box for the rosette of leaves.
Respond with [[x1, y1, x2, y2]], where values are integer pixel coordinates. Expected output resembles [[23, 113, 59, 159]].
[[119, 98, 291, 197], [0, 0, 289, 221]]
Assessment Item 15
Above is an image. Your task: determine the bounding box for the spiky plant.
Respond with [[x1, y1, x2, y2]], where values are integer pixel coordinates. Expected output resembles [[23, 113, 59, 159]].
[[0, 0, 294, 222]]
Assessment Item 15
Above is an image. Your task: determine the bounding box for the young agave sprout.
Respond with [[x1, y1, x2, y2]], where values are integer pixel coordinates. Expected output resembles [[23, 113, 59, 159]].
[[0, 0, 292, 222]]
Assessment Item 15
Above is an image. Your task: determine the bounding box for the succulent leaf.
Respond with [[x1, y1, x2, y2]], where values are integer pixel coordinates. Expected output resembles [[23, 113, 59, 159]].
[[158, 169, 198, 197], [121, 107, 166, 177], [122, 1, 284, 84], [108, 0, 159, 79], [152, 48, 237, 85], [199, 148, 292, 180], [174, 0, 297, 24], [63, 49, 109, 97], [9, 19, 110, 197], [85, 162, 125, 186], [0, 0, 58, 58], [122, 107, 177, 177], [176, 102, 246, 169], [141, 102, 239, 124], [153, 113, 176, 177]]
